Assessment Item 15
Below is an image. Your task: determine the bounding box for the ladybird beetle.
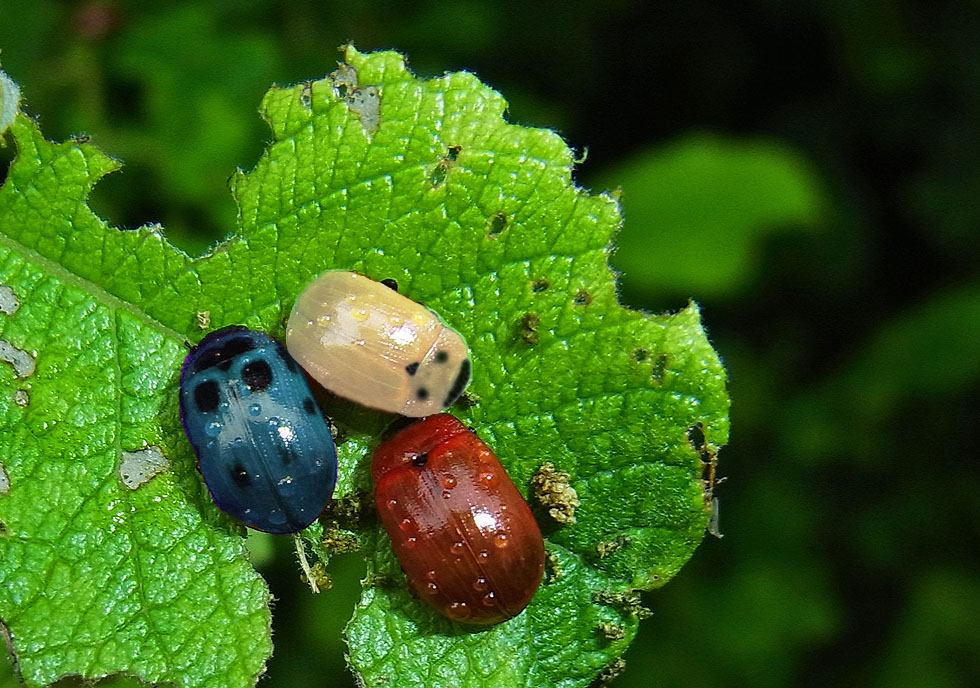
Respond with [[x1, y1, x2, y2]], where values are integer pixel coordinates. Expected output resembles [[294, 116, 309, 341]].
[[179, 327, 338, 534], [285, 270, 470, 417], [372, 414, 545, 625]]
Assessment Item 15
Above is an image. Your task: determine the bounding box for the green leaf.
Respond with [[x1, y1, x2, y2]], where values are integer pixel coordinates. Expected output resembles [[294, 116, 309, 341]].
[[0, 46, 729, 688], [593, 133, 827, 300], [0, 120, 272, 687]]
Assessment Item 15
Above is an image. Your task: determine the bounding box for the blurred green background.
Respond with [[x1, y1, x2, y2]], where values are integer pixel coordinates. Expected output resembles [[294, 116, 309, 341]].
[[2, 1, 978, 686]]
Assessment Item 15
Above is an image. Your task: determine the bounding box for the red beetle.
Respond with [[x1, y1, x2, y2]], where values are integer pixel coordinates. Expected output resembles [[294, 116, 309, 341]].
[[372, 414, 545, 625]]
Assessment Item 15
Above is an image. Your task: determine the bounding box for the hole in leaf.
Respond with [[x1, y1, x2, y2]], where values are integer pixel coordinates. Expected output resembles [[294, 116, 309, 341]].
[[0, 285, 20, 315], [119, 446, 169, 490], [0, 339, 34, 379]]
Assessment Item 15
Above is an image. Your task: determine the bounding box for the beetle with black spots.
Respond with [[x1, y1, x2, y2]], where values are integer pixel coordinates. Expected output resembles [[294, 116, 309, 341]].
[[179, 326, 338, 534]]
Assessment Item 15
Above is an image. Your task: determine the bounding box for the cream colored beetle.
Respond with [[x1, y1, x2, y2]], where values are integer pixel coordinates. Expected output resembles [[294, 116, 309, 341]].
[[286, 271, 471, 417]]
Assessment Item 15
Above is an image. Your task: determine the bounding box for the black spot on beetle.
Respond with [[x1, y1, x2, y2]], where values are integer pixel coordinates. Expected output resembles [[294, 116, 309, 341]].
[[416, 387, 430, 401], [443, 358, 471, 407], [279, 444, 298, 465], [191, 329, 253, 372], [230, 463, 251, 487], [381, 278, 399, 292], [412, 452, 429, 467], [303, 397, 317, 415], [194, 380, 220, 413], [242, 360, 274, 393], [405, 361, 420, 376], [220, 336, 255, 360], [277, 348, 299, 374], [434, 350, 449, 363], [191, 348, 223, 373]]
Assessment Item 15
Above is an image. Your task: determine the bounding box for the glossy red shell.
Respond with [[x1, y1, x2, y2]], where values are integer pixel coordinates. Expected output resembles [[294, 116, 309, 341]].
[[372, 414, 545, 625]]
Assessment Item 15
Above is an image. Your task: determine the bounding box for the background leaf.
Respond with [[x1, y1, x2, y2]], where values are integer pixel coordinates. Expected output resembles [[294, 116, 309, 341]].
[[0, 46, 728, 688], [594, 133, 827, 304]]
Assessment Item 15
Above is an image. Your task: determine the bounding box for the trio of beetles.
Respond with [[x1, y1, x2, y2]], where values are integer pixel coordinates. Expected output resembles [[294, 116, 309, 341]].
[[178, 270, 545, 625]]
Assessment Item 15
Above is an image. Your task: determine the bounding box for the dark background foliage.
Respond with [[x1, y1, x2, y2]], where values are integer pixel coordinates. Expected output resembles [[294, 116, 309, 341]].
[[2, 1, 978, 686]]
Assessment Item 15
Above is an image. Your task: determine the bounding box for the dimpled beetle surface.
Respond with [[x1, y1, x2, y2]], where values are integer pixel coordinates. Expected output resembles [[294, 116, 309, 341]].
[[286, 270, 471, 417], [179, 327, 338, 534], [372, 414, 545, 625]]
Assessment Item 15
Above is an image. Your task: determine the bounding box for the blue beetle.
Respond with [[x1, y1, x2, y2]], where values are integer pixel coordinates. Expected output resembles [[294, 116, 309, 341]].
[[179, 327, 338, 534]]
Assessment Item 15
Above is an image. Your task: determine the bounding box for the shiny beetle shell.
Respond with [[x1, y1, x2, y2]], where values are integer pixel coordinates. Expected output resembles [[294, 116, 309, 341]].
[[285, 271, 471, 417], [372, 414, 545, 625], [179, 327, 338, 534]]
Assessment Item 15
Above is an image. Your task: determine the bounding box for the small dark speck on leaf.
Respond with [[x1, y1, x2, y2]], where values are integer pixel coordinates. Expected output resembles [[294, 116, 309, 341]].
[[518, 312, 541, 346], [650, 353, 668, 385], [487, 211, 507, 237], [573, 289, 593, 306]]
